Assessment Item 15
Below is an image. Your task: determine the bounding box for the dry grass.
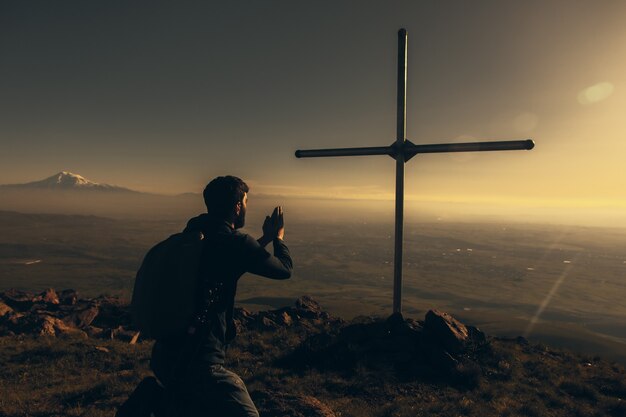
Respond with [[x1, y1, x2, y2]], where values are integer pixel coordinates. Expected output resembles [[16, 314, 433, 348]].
[[1, 325, 625, 417]]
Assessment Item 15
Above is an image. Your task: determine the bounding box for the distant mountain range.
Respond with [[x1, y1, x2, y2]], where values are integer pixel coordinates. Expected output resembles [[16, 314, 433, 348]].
[[0, 171, 288, 220], [0, 171, 208, 219], [0, 172, 137, 193]]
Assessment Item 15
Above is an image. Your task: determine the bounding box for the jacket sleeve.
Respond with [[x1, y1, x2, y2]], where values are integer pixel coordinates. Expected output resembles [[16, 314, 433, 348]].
[[242, 234, 293, 280]]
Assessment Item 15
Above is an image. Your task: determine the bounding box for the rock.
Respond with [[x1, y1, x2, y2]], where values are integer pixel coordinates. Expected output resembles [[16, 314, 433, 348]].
[[103, 326, 122, 340], [252, 390, 337, 417], [467, 325, 487, 344], [39, 316, 57, 336], [92, 297, 133, 328], [295, 296, 323, 317], [38, 288, 59, 305], [129, 331, 141, 344], [260, 316, 278, 330], [234, 308, 254, 332], [50, 316, 73, 333], [63, 303, 99, 328], [59, 289, 78, 305], [279, 311, 293, 326], [1, 289, 35, 310], [0, 301, 13, 317], [115, 327, 139, 342], [236, 307, 252, 319], [515, 336, 529, 346], [424, 310, 469, 354], [39, 315, 86, 337], [6, 312, 25, 326], [84, 325, 105, 338], [103, 325, 137, 342], [30, 315, 76, 337], [29, 303, 51, 313]]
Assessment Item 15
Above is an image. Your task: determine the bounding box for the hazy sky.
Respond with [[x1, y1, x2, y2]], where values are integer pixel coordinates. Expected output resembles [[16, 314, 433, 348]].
[[1, 1, 625, 223]]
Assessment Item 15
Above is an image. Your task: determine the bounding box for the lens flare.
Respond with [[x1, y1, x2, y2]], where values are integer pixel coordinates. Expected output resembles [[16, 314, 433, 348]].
[[577, 82, 614, 105], [524, 253, 580, 338]]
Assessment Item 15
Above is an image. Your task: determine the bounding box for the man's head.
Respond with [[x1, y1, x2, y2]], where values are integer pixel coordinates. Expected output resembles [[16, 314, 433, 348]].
[[203, 176, 249, 228]]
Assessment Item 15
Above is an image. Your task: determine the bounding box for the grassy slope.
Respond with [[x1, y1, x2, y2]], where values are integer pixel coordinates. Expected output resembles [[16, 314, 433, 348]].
[[1, 322, 625, 417]]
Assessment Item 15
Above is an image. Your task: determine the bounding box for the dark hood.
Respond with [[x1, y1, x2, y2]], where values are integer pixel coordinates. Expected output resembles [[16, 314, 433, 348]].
[[183, 214, 232, 234]]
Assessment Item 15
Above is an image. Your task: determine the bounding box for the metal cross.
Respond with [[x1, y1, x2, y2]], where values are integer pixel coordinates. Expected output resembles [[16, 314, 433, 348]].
[[295, 28, 534, 314]]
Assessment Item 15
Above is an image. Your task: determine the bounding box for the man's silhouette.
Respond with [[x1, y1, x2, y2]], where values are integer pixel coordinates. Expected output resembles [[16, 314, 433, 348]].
[[149, 175, 293, 416]]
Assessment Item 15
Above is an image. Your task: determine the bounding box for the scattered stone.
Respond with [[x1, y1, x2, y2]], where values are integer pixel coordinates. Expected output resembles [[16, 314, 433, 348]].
[[41, 315, 87, 338], [238, 308, 252, 319], [63, 304, 99, 328], [0, 289, 342, 340], [1, 289, 35, 310], [467, 325, 487, 344], [5, 312, 25, 326], [279, 311, 293, 326], [424, 309, 469, 354], [50, 316, 74, 333], [129, 331, 141, 345], [295, 296, 323, 317], [0, 301, 13, 317], [59, 289, 78, 305], [92, 296, 133, 329], [103, 326, 121, 340], [261, 316, 278, 330], [39, 316, 57, 336], [84, 325, 105, 338], [38, 288, 60, 305], [30, 302, 52, 314]]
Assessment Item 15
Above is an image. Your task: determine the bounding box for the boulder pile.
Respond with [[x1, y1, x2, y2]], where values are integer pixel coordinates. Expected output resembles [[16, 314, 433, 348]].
[[233, 295, 343, 333], [281, 308, 489, 387], [0, 289, 341, 342], [0, 288, 138, 342]]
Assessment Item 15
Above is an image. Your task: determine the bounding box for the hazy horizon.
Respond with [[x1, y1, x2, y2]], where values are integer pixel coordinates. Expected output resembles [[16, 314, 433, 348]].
[[2, 168, 626, 228], [2, 185, 626, 229]]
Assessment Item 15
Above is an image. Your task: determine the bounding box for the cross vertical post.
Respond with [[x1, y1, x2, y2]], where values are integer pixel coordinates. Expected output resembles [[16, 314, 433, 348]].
[[394, 29, 408, 314]]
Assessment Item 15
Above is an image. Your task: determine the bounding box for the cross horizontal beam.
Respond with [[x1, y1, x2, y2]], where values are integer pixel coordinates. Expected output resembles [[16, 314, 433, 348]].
[[295, 139, 534, 159], [295, 145, 392, 158]]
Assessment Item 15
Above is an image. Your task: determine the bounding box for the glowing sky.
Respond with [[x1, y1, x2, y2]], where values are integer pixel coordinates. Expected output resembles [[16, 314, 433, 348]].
[[1, 1, 625, 224]]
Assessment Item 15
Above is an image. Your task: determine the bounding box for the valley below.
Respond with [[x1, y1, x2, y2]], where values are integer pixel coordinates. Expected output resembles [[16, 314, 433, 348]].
[[1, 210, 626, 363]]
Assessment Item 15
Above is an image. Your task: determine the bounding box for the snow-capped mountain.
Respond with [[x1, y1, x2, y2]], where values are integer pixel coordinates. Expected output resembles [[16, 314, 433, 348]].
[[1, 171, 136, 192]]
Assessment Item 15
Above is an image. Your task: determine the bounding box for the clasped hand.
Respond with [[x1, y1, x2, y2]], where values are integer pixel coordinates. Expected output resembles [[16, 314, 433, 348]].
[[262, 206, 285, 241]]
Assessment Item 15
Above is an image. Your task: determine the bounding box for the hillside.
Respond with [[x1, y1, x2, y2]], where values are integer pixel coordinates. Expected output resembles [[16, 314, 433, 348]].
[[1, 289, 625, 417]]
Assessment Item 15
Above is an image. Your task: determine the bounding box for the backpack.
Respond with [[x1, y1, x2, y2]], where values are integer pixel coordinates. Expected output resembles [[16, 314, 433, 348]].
[[131, 231, 205, 339]]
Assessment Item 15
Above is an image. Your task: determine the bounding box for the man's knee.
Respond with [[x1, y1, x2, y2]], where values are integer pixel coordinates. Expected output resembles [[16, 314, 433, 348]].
[[205, 365, 259, 417]]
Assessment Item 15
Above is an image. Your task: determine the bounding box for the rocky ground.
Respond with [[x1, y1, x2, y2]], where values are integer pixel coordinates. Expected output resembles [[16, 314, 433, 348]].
[[1, 289, 626, 416]]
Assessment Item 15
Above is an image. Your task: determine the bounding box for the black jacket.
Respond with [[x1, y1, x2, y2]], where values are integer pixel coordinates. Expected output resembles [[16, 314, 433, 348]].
[[154, 214, 292, 368]]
